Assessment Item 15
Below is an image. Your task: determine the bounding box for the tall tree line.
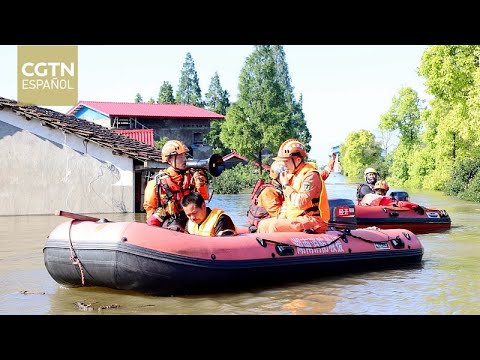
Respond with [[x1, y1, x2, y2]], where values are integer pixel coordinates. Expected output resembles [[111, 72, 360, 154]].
[[339, 45, 480, 202], [133, 46, 312, 170], [220, 45, 312, 172]]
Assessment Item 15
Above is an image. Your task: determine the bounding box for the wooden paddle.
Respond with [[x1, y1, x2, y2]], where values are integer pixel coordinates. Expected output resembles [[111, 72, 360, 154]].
[[55, 210, 101, 222]]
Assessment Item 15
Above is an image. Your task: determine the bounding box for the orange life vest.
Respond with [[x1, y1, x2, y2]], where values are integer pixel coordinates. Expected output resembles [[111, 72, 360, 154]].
[[155, 170, 195, 216], [247, 179, 283, 231], [284, 163, 330, 224]]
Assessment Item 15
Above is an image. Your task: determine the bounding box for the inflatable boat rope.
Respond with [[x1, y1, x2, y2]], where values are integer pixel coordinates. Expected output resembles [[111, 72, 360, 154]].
[[257, 226, 406, 252], [67, 219, 86, 285]]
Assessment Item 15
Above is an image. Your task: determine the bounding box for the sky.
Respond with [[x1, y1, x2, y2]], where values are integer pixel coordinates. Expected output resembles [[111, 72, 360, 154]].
[[0, 45, 430, 164]]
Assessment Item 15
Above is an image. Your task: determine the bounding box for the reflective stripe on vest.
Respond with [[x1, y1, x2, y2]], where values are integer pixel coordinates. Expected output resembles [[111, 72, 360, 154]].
[[187, 208, 225, 236]]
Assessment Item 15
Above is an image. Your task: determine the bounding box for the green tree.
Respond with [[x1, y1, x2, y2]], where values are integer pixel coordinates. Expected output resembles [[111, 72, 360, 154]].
[[211, 163, 260, 194], [290, 94, 312, 154], [175, 52, 203, 107], [204, 72, 231, 154], [416, 45, 480, 190], [272, 46, 312, 152], [379, 87, 424, 149], [340, 129, 382, 180], [157, 81, 175, 104], [205, 72, 230, 115], [147, 97, 155, 104], [134, 93, 143, 103], [220, 45, 291, 173], [154, 136, 169, 151]]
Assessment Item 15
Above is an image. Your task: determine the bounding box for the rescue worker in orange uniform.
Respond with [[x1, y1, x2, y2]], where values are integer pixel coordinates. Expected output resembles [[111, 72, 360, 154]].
[[257, 160, 287, 216], [360, 180, 425, 213], [324, 152, 337, 178], [311, 152, 337, 181], [144, 140, 209, 232], [246, 160, 286, 233], [360, 180, 391, 206], [257, 139, 330, 234]]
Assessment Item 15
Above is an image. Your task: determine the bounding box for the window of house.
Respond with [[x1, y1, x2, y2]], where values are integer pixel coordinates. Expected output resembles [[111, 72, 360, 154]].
[[193, 132, 203, 145]]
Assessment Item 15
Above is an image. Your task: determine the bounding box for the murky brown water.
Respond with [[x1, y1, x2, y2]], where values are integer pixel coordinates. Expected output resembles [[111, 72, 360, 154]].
[[1, 173, 479, 314]]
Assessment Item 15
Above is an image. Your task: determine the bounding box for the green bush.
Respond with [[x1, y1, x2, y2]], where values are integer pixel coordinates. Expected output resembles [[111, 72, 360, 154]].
[[443, 157, 480, 200], [459, 172, 480, 202], [211, 163, 268, 194]]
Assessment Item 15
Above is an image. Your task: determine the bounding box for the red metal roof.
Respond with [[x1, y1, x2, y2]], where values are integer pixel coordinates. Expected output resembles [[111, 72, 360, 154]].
[[222, 151, 247, 161], [67, 101, 225, 120], [113, 129, 155, 147]]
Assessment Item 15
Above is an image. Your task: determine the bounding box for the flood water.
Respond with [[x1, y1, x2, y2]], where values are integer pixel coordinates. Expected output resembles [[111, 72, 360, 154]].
[[1, 173, 479, 315]]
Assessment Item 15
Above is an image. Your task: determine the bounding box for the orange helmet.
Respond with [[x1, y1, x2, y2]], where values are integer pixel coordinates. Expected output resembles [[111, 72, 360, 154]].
[[269, 160, 286, 179], [161, 140, 189, 162], [374, 180, 389, 192], [273, 139, 307, 160]]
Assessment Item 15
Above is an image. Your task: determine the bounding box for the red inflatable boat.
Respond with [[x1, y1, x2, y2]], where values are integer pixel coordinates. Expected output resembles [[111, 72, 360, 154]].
[[43, 211, 424, 295], [328, 198, 451, 233]]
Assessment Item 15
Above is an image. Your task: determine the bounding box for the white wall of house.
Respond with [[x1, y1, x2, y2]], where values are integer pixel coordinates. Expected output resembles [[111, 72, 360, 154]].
[[0, 109, 135, 215]]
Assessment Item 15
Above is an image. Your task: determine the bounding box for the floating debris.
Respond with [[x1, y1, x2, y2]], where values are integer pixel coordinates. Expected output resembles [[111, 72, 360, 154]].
[[18, 290, 46, 295], [75, 301, 94, 311], [97, 304, 120, 312]]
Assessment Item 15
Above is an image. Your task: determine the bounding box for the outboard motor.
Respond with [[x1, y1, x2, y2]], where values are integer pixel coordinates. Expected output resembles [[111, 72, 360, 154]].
[[390, 191, 409, 202], [328, 198, 357, 230]]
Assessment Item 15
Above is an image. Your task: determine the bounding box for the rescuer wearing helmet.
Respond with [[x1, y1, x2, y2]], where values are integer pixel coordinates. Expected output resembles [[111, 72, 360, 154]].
[[360, 180, 390, 206], [356, 167, 379, 202], [258, 160, 287, 217], [143, 139, 209, 232], [373, 180, 389, 195], [257, 139, 330, 234], [360, 179, 426, 213], [247, 160, 287, 232]]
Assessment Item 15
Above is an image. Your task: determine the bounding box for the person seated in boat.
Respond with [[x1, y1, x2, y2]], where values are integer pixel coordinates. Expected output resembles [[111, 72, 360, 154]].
[[360, 180, 392, 206], [181, 192, 237, 236], [360, 181, 426, 213], [247, 160, 286, 233], [257, 139, 330, 234], [248, 153, 337, 233], [144, 140, 210, 232], [357, 167, 378, 203]]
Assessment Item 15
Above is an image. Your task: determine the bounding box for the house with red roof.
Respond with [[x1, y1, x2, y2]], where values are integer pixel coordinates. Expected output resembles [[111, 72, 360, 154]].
[[67, 101, 224, 158], [0, 96, 167, 215], [223, 151, 271, 171]]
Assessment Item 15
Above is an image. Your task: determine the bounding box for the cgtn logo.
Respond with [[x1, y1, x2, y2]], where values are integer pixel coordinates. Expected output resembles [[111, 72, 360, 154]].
[[17, 45, 78, 106], [21, 62, 75, 90]]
